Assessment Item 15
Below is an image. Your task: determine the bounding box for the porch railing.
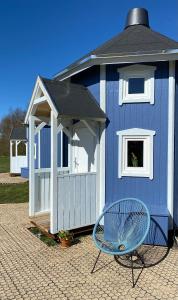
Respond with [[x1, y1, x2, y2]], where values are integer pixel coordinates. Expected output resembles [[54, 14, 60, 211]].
[[57, 172, 97, 230], [34, 167, 69, 213], [34, 169, 97, 231]]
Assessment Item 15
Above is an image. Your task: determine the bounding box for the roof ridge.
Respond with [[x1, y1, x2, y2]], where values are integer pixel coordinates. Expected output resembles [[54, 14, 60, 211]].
[[42, 77, 88, 90]]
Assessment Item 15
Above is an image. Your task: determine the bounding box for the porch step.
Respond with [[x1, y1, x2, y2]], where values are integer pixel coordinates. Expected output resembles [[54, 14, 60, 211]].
[[29, 213, 54, 239]]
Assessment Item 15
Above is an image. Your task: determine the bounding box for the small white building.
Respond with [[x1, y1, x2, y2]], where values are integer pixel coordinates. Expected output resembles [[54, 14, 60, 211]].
[[10, 127, 28, 175]]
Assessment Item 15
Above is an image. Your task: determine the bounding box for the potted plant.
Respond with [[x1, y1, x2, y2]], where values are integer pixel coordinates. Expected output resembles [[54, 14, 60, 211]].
[[57, 230, 72, 248]]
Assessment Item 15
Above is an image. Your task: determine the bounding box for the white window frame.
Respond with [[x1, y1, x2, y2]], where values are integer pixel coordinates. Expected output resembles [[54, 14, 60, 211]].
[[116, 128, 155, 179], [118, 64, 156, 105], [34, 143, 37, 160]]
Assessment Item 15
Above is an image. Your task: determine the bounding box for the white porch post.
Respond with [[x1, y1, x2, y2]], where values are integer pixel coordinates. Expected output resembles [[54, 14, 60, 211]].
[[29, 115, 35, 216], [15, 141, 17, 157], [50, 110, 58, 234], [10, 141, 12, 173]]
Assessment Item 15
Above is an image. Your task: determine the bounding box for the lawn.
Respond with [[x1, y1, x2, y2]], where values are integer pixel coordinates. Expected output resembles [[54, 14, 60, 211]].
[[0, 156, 9, 173], [0, 182, 29, 204]]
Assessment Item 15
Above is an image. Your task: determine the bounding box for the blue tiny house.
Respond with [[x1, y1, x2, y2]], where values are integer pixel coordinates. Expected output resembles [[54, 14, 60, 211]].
[[25, 8, 178, 245]]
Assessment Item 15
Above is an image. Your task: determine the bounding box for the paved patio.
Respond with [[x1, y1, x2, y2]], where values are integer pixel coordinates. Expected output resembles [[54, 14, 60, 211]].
[[0, 173, 28, 184], [0, 203, 178, 300]]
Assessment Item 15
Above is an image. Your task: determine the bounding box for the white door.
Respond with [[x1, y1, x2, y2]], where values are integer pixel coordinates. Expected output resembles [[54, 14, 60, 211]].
[[72, 126, 97, 173]]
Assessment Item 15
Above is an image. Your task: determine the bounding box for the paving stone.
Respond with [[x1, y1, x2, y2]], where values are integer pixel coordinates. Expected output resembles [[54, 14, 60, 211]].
[[0, 203, 178, 299]]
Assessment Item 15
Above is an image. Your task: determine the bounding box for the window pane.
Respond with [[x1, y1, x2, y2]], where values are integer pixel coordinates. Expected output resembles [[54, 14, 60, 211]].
[[127, 141, 143, 167], [128, 78, 144, 94]]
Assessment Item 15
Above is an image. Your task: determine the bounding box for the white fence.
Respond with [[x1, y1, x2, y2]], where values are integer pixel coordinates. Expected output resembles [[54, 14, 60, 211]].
[[34, 169, 97, 231]]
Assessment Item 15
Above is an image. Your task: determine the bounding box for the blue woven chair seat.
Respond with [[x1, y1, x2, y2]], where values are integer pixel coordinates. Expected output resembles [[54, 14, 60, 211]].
[[93, 198, 150, 256]]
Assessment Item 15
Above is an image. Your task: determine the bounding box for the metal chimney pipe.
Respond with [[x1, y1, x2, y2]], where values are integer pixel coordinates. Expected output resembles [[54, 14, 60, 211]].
[[125, 8, 149, 29]]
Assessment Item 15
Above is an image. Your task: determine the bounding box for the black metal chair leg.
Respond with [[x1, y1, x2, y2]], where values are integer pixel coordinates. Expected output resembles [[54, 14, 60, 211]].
[[131, 253, 135, 288], [135, 250, 145, 267], [91, 250, 101, 274]]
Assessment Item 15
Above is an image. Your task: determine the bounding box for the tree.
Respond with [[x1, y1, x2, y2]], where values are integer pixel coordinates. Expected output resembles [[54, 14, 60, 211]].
[[0, 108, 26, 156]]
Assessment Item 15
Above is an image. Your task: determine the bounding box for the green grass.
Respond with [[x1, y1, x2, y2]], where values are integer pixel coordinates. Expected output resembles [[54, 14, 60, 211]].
[[29, 227, 58, 247], [0, 182, 29, 204], [0, 156, 9, 173]]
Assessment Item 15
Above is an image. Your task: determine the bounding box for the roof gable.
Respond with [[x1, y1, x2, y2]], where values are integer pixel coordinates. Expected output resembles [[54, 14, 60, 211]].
[[10, 127, 27, 140]]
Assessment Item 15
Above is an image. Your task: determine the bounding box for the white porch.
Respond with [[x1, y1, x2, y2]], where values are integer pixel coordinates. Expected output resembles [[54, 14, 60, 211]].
[[10, 128, 28, 174], [26, 77, 106, 234]]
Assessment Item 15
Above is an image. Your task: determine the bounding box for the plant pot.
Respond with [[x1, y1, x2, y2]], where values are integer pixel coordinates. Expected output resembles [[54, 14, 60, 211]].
[[60, 238, 71, 248]]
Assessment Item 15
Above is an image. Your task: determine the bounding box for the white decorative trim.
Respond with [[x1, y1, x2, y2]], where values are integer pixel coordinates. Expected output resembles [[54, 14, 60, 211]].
[[25, 76, 58, 124], [99, 65, 106, 214], [116, 128, 156, 136], [33, 96, 47, 105], [116, 128, 155, 179], [55, 52, 178, 82], [117, 64, 156, 105], [57, 122, 72, 139], [35, 121, 46, 135], [167, 61, 175, 225]]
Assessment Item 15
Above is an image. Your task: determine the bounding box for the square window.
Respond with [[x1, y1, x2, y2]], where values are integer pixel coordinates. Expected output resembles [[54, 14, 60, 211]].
[[118, 64, 156, 105], [127, 140, 143, 167], [128, 78, 145, 94], [117, 128, 155, 179]]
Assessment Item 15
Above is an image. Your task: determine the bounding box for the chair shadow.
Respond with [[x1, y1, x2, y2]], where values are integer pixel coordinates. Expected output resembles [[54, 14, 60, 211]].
[[114, 217, 170, 270], [91, 218, 171, 287]]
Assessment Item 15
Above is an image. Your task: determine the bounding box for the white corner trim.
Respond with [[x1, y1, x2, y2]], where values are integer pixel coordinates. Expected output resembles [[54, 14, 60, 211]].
[[99, 65, 106, 214], [167, 61, 175, 222], [117, 64, 156, 105], [117, 128, 155, 180]]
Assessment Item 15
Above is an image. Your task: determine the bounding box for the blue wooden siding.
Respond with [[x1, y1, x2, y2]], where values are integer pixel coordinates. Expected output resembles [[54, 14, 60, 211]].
[[40, 126, 51, 168], [40, 128, 67, 168], [174, 60, 178, 227], [105, 62, 169, 245], [71, 66, 100, 104]]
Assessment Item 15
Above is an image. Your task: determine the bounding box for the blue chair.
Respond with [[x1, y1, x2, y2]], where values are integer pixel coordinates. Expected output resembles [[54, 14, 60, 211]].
[[92, 198, 150, 287]]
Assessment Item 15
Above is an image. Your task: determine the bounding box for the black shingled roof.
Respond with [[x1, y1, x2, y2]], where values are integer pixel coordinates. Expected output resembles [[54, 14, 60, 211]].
[[91, 25, 178, 56], [55, 24, 178, 79], [10, 127, 27, 140], [41, 78, 106, 121]]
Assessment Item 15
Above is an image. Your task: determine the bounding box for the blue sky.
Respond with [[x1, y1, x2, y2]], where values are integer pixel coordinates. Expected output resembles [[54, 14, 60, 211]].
[[0, 0, 177, 120]]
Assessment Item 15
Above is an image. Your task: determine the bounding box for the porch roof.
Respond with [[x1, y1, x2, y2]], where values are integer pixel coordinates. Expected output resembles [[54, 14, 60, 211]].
[[10, 127, 27, 141], [41, 77, 106, 121]]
